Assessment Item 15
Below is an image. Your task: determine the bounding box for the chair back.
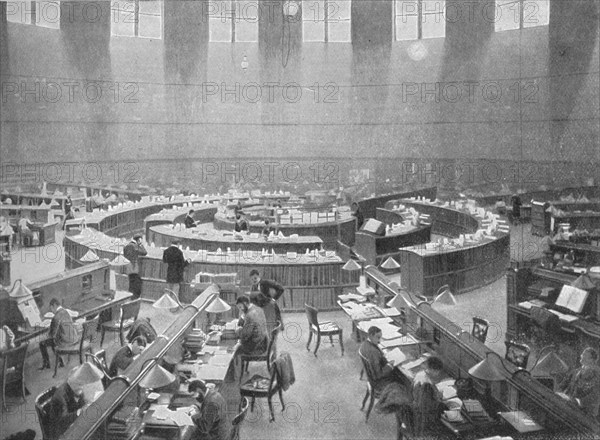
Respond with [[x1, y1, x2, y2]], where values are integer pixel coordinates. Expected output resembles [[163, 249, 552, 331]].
[[505, 340, 531, 369], [358, 349, 377, 389], [471, 317, 489, 344], [304, 304, 319, 330], [85, 350, 111, 388], [3, 343, 28, 386], [120, 299, 141, 327], [229, 397, 250, 440], [266, 322, 283, 369], [80, 316, 99, 350], [35, 386, 57, 440]]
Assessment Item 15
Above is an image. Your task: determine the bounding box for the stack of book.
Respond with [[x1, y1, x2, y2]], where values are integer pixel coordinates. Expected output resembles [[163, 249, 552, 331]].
[[106, 406, 139, 440], [183, 329, 206, 351], [461, 399, 493, 424]]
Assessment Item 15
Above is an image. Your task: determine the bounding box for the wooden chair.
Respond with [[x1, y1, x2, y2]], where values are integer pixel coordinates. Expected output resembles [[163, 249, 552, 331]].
[[305, 304, 344, 357], [358, 348, 381, 422], [239, 354, 291, 422], [54, 316, 99, 378], [239, 322, 282, 383], [35, 386, 57, 440], [229, 397, 250, 440], [505, 340, 531, 369], [101, 299, 141, 347], [471, 317, 489, 344], [1, 343, 28, 411], [85, 350, 111, 388]]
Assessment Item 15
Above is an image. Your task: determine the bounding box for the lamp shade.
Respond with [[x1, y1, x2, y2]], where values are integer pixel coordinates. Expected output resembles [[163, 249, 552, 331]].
[[468, 355, 506, 381], [9, 280, 33, 298], [386, 293, 411, 310], [139, 364, 176, 389], [434, 289, 457, 306], [380, 257, 400, 270], [342, 259, 361, 271], [110, 255, 130, 267], [153, 293, 180, 309], [81, 250, 100, 262], [69, 362, 104, 386], [571, 273, 596, 290], [530, 352, 569, 377], [206, 296, 231, 313]]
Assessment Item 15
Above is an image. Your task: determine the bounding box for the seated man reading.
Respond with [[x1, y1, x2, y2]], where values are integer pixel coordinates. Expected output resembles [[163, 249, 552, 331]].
[[235, 296, 269, 356]]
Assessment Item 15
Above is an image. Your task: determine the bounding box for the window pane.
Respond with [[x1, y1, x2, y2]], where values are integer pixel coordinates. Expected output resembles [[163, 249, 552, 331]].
[[36, 1, 60, 28], [328, 20, 351, 42], [236, 0, 258, 42], [329, 0, 351, 20], [139, 14, 161, 39], [303, 0, 325, 41], [112, 1, 136, 37], [210, 17, 232, 42], [395, 14, 418, 40], [523, 0, 549, 28], [7, 1, 33, 24], [422, 0, 444, 38], [139, 0, 161, 15], [396, 0, 418, 19], [495, 0, 520, 32]]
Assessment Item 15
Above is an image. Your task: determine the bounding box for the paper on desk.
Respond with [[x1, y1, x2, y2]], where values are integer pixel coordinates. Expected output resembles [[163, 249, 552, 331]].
[[402, 356, 429, 371], [385, 348, 406, 366], [382, 307, 401, 317], [169, 408, 194, 426], [518, 301, 533, 310]]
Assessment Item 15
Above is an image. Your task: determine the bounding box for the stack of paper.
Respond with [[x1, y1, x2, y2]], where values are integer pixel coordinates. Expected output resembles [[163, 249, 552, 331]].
[[385, 348, 407, 366]]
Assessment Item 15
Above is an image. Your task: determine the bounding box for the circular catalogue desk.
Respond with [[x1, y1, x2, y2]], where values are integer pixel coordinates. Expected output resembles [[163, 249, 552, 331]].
[[388, 199, 510, 297], [147, 224, 323, 253], [212, 212, 357, 248]]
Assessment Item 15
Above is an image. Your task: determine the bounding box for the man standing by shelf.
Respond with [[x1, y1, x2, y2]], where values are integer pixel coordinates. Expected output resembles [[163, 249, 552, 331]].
[[162, 239, 190, 302], [123, 233, 147, 299]]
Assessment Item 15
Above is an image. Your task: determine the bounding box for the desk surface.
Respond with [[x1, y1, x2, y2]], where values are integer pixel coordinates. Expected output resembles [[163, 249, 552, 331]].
[[176, 344, 235, 384], [499, 410, 544, 433]]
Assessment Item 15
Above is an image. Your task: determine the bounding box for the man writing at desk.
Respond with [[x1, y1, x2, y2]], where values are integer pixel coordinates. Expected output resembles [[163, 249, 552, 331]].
[[47, 366, 88, 439], [557, 347, 600, 417], [188, 380, 229, 440], [359, 326, 398, 389], [108, 336, 147, 377], [39, 298, 79, 371]]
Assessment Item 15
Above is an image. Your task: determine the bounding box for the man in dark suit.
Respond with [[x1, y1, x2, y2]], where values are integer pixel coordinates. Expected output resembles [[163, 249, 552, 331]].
[[359, 326, 398, 390], [184, 210, 197, 229], [123, 233, 147, 299], [234, 213, 248, 233], [108, 336, 147, 377], [47, 366, 87, 439], [39, 298, 79, 370], [188, 380, 230, 440], [249, 269, 284, 302], [235, 296, 269, 356], [162, 240, 189, 301]]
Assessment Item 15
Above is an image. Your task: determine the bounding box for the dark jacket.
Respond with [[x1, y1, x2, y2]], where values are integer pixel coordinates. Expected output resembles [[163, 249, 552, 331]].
[[47, 382, 85, 440], [123, 240, 147, 273], [559, 365, 600, 417], [184, 215, 196, 229], [359, 339, 394, 390], [239, 305, 269, 355], [234, 218, 248, 233], [353, 208, 364, 229], [126, 318, 157, 344], [50, 308, 79, 347], [192, 390, 230, 440], [162, 245, 188, 284], [108, 345, 134, 377], [251, 279, 285, 302]]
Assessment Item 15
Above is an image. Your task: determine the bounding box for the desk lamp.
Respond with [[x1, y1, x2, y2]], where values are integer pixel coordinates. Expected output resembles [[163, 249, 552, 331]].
[[417, 285, 457, 307], [80, 249, 100, 263], [8, 279, 32, 299], [380, 257, 400, 272], [205, 285, 231, 329], [138, 358, 177, 405], [529, 345, 568, 379]]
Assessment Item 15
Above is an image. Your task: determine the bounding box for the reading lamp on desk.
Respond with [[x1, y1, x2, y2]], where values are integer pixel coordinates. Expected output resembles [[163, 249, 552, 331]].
[[153, 289, 200, 313], [138, 357, 177, 405], [416, 285, 457, 307], [529, 345, 569, 380], [379, 257, 401, 275]]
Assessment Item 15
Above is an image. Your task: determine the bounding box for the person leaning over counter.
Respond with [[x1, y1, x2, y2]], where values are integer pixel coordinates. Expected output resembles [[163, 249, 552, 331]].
[[557, 347, 600, 417], [188, 380, 230, 440], [249, 269, 284, 302], [108, 336, 147, 377]]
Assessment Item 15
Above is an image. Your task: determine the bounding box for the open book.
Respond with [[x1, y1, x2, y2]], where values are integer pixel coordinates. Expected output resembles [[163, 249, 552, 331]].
[[555, 285, 589, 314]]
